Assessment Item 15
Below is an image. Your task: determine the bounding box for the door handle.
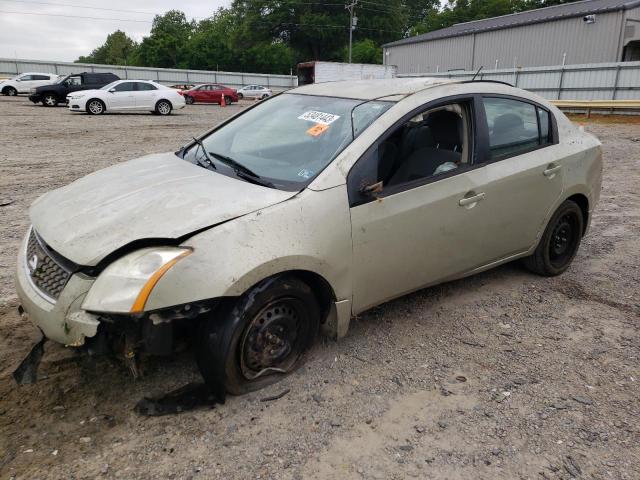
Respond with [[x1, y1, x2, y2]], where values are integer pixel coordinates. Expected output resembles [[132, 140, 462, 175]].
[[543, 164, 562, 177], [459, 192, 485, 207]]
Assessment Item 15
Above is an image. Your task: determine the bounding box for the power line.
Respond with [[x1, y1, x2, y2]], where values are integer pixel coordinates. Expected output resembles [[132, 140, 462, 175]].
[[0, 0, 156, 15], [0, 10, 153, 22]]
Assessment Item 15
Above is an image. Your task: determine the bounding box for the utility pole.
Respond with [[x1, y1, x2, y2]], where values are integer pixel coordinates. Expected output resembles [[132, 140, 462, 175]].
[[346, 1, 358, 63]]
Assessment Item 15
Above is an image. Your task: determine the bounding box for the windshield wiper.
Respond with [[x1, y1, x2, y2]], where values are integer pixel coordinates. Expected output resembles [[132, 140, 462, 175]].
[[192, 137, 216, 170], [209, 152, 275, 188]]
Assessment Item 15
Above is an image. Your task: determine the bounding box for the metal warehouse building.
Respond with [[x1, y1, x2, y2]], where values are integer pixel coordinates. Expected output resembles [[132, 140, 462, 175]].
[[383, 0, 640, 74]]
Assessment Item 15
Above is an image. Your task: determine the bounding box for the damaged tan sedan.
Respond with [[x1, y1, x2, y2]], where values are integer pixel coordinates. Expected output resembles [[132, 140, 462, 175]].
[[16, 78, 602, 396]]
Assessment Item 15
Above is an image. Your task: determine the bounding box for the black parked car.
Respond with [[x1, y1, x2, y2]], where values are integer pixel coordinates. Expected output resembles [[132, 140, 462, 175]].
[[29, 72, 120, 107]]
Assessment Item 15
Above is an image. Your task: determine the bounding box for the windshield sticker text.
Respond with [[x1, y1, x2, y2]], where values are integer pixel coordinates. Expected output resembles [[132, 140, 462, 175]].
[[298, 111, 340, 125]]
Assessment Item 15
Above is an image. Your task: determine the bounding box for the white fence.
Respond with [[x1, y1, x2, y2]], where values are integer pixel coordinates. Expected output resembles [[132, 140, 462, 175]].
[[0, 58, 298, 90], [399, 61, 640, 101]]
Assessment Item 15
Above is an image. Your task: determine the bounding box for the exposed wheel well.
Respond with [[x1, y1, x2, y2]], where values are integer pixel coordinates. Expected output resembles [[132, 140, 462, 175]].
[[288, 271, 336, 324], [566, 193, 589, 235], [240, 271, 336, 325]]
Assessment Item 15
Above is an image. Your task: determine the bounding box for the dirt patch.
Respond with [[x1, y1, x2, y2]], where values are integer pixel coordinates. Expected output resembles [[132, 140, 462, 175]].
[[1, 96, 639, 479]]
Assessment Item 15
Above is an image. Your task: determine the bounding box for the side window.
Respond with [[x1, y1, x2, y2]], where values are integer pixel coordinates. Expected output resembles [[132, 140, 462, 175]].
[[483, 97, 547, 160], [19, 75, 33, 80], [136, 82, 157, 91], [66, 76, 82, 86], [348, 101, 473, 205], [537, 107, 551, 145], [113, 82, 135, 92], [32, 75, 50, 80]]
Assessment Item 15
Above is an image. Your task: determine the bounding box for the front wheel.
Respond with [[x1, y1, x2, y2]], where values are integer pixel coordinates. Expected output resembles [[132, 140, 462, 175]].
[[237, 93, 243, 99], [184, 95, 194, 105], [196, 276, 320, 396], [4, 87, 17, 96], [86, 99, 105, 115], [42, 93, 58, 107], [155, 100, 172, 115], [523, 200, 584, 276]]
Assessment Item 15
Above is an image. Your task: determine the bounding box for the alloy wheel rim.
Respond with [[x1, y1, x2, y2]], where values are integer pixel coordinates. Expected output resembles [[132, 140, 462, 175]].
[[88, 101, 102, 114], [158, 102, 170, 114], [8, 89, 16, 96], [239, 298, 303, 380], [45, 96, 56, 106]]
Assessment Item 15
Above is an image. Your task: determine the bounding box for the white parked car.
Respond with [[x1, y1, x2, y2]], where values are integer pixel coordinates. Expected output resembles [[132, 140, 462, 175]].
[[237, 85, 272, 100], [67, 80, 186, 115], [0, 72, 58, 96]]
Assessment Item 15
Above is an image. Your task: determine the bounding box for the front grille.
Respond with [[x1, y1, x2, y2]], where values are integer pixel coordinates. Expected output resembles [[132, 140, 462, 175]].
[[25, 229, 74, 301]]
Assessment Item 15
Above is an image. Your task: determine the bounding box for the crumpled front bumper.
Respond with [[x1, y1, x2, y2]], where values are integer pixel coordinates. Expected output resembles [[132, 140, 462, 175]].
[[15, 233, 99, 346], [28, 94, 42, 103]]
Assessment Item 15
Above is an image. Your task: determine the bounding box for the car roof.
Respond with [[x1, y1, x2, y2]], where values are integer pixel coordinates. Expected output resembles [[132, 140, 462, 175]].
[[21, 72, 56, 75]]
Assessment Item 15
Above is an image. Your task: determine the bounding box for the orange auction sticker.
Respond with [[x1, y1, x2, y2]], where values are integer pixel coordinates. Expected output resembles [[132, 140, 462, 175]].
[[307, 124, 329, 137]]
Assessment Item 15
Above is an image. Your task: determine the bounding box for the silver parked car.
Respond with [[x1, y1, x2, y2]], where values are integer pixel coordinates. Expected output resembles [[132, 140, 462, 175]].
[[237, 84, 272, 100], [15, 78, 602, 396]]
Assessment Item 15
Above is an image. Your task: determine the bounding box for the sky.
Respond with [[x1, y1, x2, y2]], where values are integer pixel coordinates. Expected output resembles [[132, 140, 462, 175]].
[[0, 0, 230, 62]]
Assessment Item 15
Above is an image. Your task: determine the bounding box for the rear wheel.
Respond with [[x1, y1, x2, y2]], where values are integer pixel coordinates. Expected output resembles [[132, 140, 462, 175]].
[[86, 99, 105, 115], [237, 93, 244, 99], [185, 95, 194, 105], [4, 87, 17, 96], [523, 200, 583, 276], [42, 93, 58, 107], [155, 99, 172, 115], [196, 276, 320, 396], [224, 95, 233, 105]]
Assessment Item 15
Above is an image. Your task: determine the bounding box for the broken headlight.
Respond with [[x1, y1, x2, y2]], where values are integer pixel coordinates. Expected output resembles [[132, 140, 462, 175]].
[[82, 247, 191, 314]]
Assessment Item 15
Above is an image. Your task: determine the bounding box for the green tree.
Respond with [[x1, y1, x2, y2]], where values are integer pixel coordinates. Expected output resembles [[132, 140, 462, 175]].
[[76, 30, 137, 65], [135, 10, 194, 68], [345, 39, 382, 64]]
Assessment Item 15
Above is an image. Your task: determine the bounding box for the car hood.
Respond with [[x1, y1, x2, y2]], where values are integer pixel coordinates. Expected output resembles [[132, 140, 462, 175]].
[[30, 153, 298, 265], [66, 88, 101, 96]]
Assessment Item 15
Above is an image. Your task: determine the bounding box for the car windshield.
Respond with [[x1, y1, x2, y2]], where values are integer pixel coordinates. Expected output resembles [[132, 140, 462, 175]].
[[101, 81, 120, 90], [180, 93, 393, 190]]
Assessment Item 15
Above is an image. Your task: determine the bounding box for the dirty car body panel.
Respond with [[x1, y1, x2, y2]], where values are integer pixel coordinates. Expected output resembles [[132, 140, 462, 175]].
[[15, 77, 602, 393]]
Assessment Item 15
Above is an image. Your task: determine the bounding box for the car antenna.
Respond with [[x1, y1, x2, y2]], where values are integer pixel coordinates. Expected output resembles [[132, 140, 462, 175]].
[[472, 66, 483, 81]]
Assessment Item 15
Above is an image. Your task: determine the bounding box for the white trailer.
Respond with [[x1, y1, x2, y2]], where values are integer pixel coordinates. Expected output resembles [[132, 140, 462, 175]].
[[297, 61, 397, 85]]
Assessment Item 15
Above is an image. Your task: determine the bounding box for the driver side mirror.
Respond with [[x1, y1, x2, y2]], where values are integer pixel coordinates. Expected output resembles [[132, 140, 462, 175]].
[[15, 78, 21, 82], [360, 181, 384, 197], [108, 88, 116, 93]]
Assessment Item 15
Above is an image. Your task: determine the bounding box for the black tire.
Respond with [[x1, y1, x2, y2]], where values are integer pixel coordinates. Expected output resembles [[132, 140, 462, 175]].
[[523, 200, 584, 276], [155, 99, 172, 115], [196, 275, 320, 397], [86, 98, 105, 115], [4, 86, 17, 96], [237, 93, 243, 99], [42, 93, 58, 107], [184, 95, 194, 105], [260, 94, 268, 100], [224, 95, 233, 105]]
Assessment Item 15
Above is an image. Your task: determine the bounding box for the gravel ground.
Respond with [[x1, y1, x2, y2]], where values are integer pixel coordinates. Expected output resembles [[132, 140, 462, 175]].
[[0, 96, 639, 480]]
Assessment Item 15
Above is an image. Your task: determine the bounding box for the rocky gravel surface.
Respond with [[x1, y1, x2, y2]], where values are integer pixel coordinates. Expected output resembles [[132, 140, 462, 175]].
[[0, 96, 638, 479]]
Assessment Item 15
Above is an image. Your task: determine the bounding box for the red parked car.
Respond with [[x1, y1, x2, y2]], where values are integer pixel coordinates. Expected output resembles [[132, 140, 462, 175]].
[[182, 84, 238, 105]]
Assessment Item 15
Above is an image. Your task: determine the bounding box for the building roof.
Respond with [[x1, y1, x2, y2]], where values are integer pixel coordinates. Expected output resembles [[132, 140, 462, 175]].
[[383, 0, 640, 48], [291, 77, 454, 100]]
